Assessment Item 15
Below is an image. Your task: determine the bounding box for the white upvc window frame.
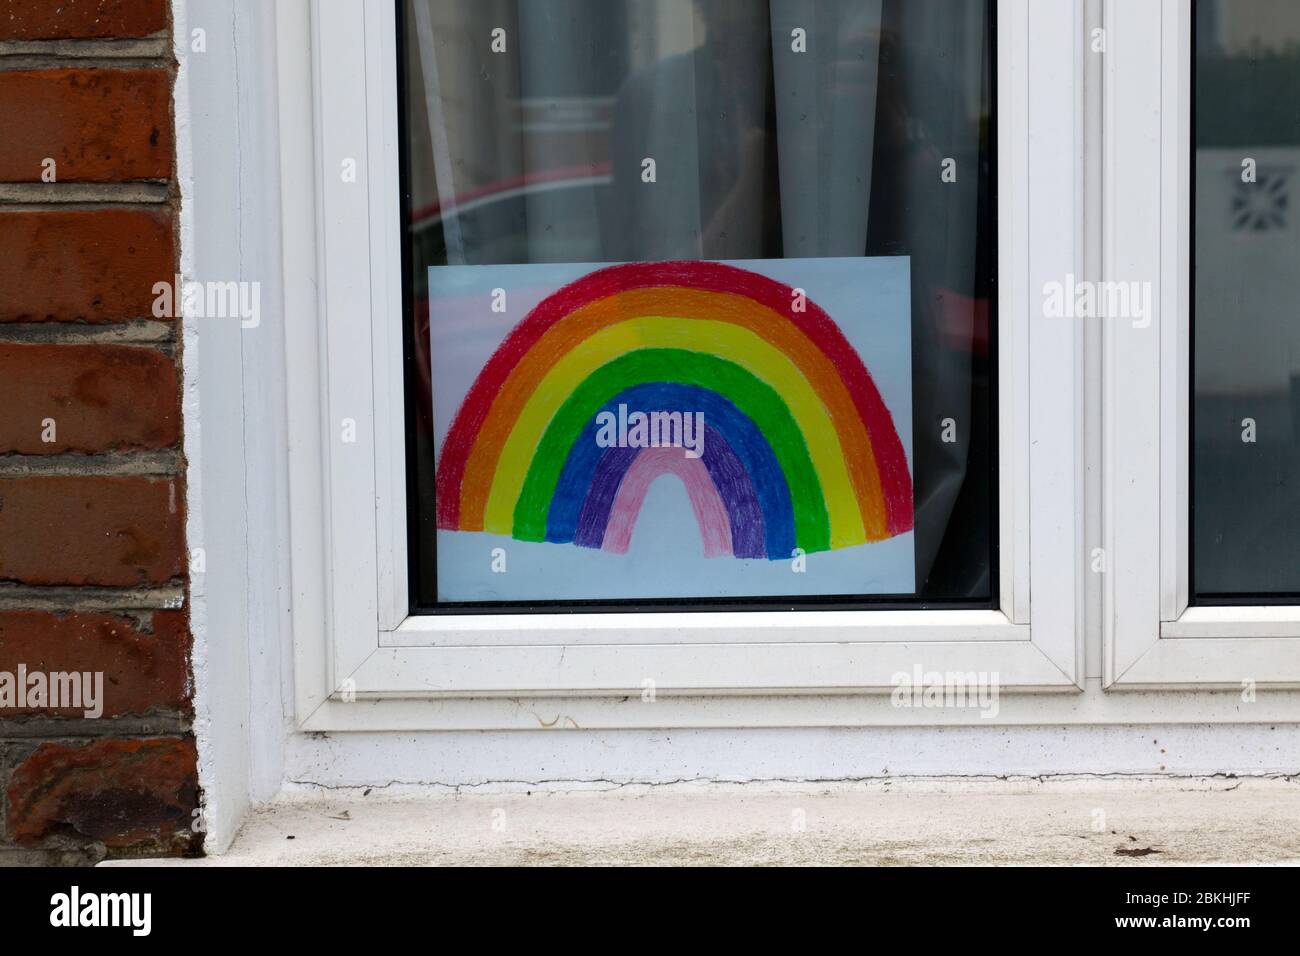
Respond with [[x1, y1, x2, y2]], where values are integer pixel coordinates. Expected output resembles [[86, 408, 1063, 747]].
[[281, 0, 1087, 731], [1103, 0, 1300, 689]]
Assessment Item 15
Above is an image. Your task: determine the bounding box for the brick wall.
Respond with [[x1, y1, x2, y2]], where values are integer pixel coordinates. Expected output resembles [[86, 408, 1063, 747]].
[[0, 0, 201, 864]]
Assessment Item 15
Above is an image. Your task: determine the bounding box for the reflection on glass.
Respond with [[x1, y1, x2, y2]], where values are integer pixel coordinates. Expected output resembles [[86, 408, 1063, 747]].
[[1195, 0, 1300, 596], [403, 0, 994, 608]]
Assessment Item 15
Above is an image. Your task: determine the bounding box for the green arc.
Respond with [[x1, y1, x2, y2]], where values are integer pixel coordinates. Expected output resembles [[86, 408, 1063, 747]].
[[512, 348, 831, 552]]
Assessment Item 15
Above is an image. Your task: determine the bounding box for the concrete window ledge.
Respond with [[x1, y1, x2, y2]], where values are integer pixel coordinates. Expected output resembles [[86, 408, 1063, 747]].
[[101, 776, 1300, 867]]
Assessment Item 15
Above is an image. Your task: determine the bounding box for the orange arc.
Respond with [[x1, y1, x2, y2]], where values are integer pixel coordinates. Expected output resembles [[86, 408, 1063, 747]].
[[459, 287, 889, 541]]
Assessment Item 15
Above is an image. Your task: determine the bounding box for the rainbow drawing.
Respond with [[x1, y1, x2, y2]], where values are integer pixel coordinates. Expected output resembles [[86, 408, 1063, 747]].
[[434, 260, 913, 560]]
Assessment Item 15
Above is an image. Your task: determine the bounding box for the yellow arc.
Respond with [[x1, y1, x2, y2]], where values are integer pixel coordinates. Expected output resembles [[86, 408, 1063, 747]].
[[483, 316, 868, 548]]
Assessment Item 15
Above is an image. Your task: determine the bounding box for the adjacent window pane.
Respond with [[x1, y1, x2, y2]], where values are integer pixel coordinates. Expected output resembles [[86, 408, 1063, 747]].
[[400, 0, 995, 610], [1194, 0, 1300, 597]]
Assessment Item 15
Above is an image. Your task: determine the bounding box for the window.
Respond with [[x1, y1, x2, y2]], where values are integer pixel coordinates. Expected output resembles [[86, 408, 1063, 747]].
[[1103, 0, 1300, 686], [283, 0, 1084, 728], [1192, 0, 1300, 599], [399, 0, 997, 611]]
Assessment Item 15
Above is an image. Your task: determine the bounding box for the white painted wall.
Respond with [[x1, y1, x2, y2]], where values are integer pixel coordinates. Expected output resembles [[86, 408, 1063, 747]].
[[283, 723, 1300, 791], [180, 0, 292, 851]]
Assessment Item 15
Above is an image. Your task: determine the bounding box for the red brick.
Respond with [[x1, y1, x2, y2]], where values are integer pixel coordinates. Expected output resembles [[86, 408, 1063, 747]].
[[0, 476, 184, 586], [0, 70, 172, 183], [0, 343, 178, 453], [0, 610, 188, 717], [0, 208, 174, 322], [0, 0, 168, 41], [6, 737, 198, 851]]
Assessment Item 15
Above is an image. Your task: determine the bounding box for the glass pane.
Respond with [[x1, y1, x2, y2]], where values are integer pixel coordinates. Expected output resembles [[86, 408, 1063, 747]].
[[1194, 0, 1300, 597], [401, 0, 995, 610]]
